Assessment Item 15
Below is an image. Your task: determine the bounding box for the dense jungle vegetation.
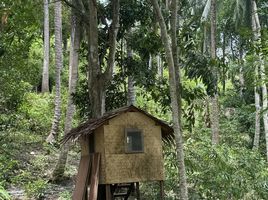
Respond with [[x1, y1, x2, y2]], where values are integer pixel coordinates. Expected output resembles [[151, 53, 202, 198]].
[[0, 0, 268, 199]]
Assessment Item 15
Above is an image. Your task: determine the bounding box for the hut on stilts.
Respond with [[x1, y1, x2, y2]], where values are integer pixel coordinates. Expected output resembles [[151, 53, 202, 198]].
[[62, 105, 174, 200]]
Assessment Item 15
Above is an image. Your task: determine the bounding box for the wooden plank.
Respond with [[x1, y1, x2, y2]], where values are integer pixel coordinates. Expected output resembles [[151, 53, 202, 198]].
[[160, 180, 164, 200], [105, 184, 112, 200], [72, 155, 91, 200], [80, 135, 90, 156], [88, 153, 101, 200]]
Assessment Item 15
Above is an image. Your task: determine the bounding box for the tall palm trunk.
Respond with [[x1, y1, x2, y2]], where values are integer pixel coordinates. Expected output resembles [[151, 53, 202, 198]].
[[210, 0, 220, 145], [127, 76, 135, 105], [251, 0, 268, 157], [252, 0, 261, 150], [150, 0, 188, 199], [239, 45, 245, 98], [52, 10, 81, 179], [42, 0, 50, 93], [260, 62, 268, 157], [127, 39, 135, 106], [157, 54, 163, 78], [253, 67, 261, 149], [222, 33, 226, 95], [46, 1, 62, 143]]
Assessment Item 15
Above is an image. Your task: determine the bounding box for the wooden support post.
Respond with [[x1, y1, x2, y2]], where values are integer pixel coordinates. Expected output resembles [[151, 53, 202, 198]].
[[105, 184, 112, 200], [160, 181, 164, 200], [88, 153, 100, 200], [136, 182, 140, 200], [72, 155, 90, 200]]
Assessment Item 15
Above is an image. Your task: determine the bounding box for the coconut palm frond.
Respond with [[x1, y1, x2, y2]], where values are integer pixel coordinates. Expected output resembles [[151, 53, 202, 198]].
[[201, 0, 211, 22]]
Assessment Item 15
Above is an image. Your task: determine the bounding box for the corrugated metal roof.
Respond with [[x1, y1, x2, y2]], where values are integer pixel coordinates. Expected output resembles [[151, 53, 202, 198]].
[[61, 105, 174, 144]]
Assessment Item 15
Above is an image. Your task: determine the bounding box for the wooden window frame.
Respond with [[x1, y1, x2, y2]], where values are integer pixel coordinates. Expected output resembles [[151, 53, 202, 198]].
[[125, 128, 144, 153]]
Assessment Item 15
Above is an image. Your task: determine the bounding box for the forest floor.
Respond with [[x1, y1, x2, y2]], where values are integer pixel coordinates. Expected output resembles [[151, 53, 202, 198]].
[[3, 130, 143, 199], [2, 132, 79, 200], [8, 179, 74, 200]]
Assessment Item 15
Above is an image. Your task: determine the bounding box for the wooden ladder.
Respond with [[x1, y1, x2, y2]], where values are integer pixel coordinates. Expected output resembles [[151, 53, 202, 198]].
[[72, 153, 101, 200], [112, 183, 135, 200]]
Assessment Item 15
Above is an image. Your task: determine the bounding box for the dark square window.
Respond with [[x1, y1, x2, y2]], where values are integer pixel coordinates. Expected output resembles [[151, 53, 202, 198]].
[[125, 128, 144, 153]]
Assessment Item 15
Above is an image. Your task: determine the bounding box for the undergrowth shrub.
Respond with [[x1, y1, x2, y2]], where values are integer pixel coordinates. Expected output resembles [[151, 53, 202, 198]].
[[160, 128, 268, 199], [0, 185, 11, 200], [58, 190, 71, 200], [0, 154, 18, 187], [25, 179, 48, 199], [18, 92, 54, 133]]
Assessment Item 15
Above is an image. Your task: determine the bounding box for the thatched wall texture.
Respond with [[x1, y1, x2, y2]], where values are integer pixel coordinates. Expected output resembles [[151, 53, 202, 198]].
[[94, 112, 164, 184]]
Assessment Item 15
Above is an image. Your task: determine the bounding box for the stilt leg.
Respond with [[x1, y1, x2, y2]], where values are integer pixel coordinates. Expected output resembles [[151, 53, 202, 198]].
[[160, 181, 164, 200], [106, 184, 112, 200], [136, 182, 140, 200]]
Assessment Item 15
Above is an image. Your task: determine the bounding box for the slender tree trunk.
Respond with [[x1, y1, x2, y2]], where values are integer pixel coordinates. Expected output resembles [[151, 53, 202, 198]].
[[260, 61, 268, 157], [127, 40, 136, 105], [42, 0, 50, 93], [251, 0, 268, 156], [203, 25, 207, 54], [253, 67, 261, 149], [157, 54, 163, 78], [202, 8, 211, 129], [52, 10, 81, 179], [171, 0, 182, 122], [210, 0, 220, 145], [127, 76, 135, 105], [239, 44, 245, 98], [222, 33, 226, 95], [148, 54, 152, 70], [252, 1, 261, 149], [46, 0, 62, 143], [150, 0, 188, 199]]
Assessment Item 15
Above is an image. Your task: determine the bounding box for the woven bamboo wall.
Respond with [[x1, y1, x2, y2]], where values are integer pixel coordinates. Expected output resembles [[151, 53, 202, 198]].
[[95, 111, 164, 184]]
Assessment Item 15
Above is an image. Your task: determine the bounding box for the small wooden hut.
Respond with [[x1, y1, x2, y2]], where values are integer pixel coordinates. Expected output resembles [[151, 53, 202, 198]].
[[63, 105, 174, 200]]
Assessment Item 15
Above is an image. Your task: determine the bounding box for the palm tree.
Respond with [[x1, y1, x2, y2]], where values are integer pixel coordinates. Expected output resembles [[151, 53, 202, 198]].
[[41, 0, 49, 93], [46, 0, 62, 143], [127, 34, 136, 106], [52, 7, 81, 179], [251, 0, 268, 158]]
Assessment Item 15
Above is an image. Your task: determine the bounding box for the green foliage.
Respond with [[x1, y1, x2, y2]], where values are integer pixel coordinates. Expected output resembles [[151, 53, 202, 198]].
[[186, 137, 268, 199], [0, 154, 18, 187], [24, 179, 48, 199], [0, 80, 32, 112], [159, 132, 268, 199], [130, 27, 162, 57], [119, 0, 153, 34], [18, 92, 54, 133], [0, 185, 11, 200], [0, 1, 43, 111], [182, 81, 207, 132], [0, 0, 268, 199], [137, 100, 268, 199], [58, 190, 71, 200], [140, 182, 164, 200]]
